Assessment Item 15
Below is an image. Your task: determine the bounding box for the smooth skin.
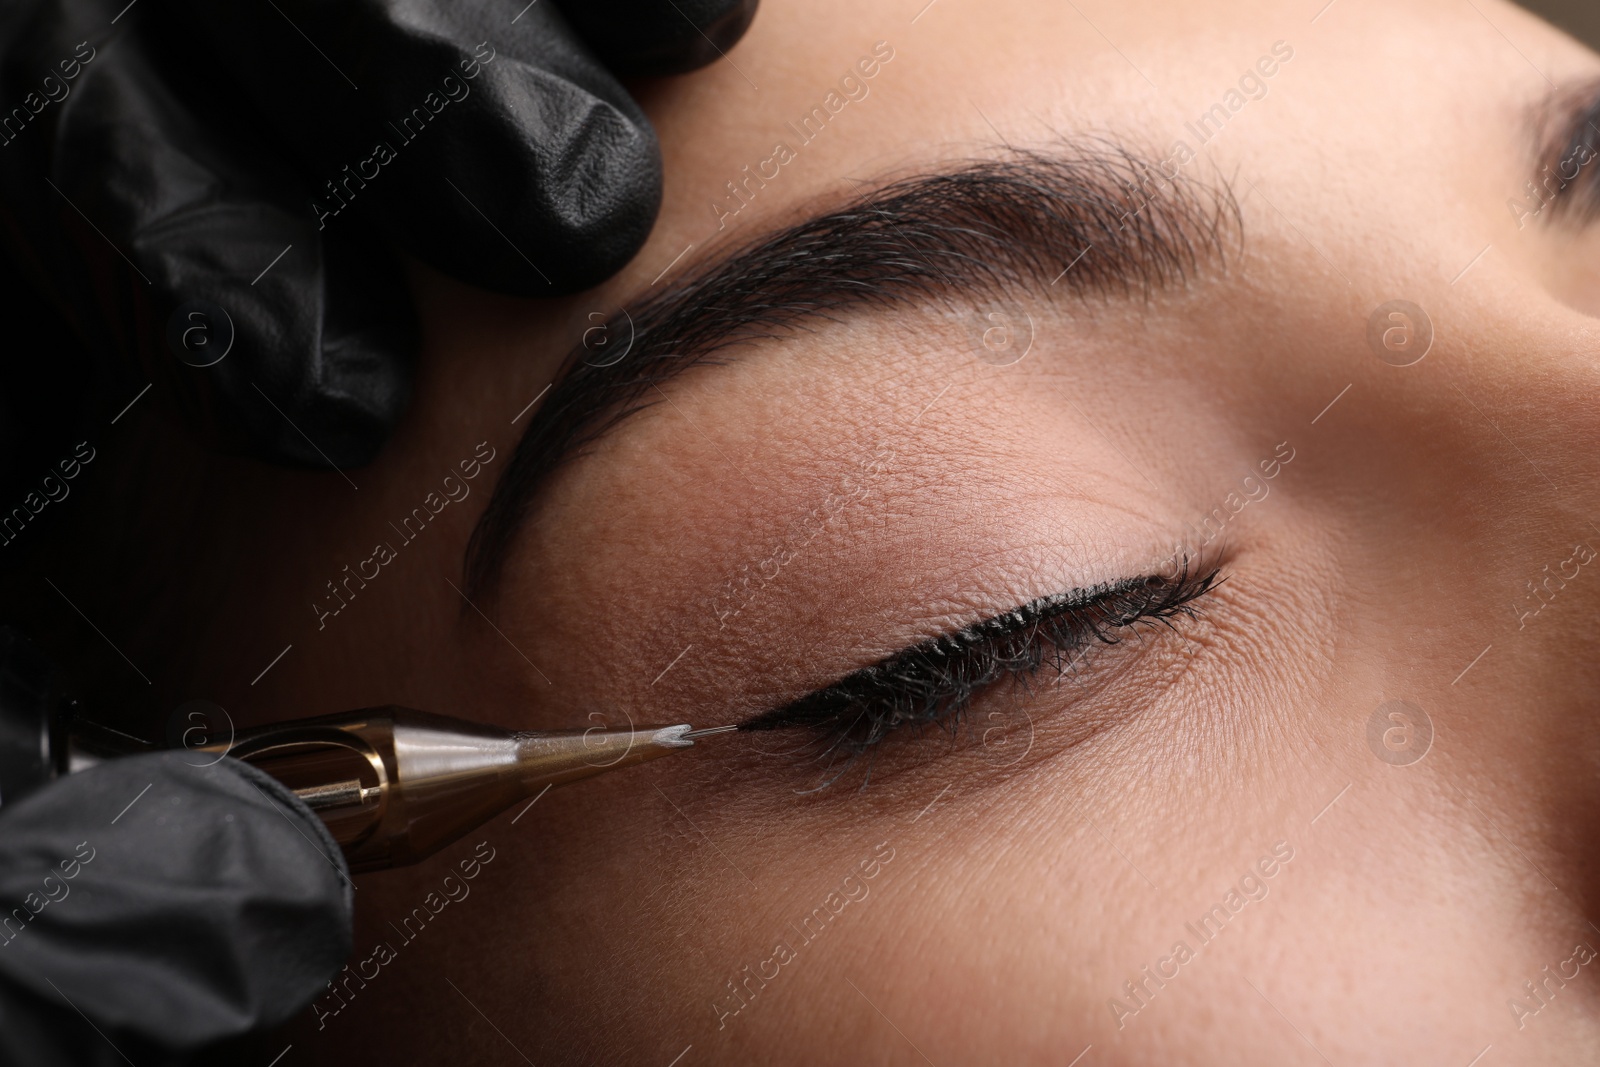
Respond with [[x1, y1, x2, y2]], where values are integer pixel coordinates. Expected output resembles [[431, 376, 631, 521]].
[[37, 0, 1600, 1062]]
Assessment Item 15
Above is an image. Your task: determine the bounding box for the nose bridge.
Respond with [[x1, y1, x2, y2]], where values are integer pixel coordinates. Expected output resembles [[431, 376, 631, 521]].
[[1271, 268, 1600, 595], [1434, 282, 1600, 513]]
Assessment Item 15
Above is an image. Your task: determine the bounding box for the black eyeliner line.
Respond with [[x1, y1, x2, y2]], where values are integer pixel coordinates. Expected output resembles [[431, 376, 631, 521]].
[[739, 562, 1221, 737]]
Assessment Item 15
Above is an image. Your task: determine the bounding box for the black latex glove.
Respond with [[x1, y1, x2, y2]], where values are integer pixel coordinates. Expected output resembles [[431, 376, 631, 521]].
[[0, 0, 757, 471], [0, 750, 353, 1066]]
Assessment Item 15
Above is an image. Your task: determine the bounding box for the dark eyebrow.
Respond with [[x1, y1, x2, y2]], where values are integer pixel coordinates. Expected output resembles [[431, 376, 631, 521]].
[[463, 141, 1241, 598]]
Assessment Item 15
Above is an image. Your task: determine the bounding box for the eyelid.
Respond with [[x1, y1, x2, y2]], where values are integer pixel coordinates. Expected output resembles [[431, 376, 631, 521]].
[[738, 560, 1222, 765], [1535, 80, 1600, 224]]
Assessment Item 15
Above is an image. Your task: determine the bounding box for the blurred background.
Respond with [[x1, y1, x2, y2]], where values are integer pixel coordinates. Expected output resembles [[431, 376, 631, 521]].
[[1518, 0, 1600, 48]]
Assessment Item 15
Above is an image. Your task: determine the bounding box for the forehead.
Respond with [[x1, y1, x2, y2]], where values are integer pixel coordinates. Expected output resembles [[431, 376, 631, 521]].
[[613, 0, 1559, 307], [509, 0, 1597, 580], [487, 0, 1600, 708]]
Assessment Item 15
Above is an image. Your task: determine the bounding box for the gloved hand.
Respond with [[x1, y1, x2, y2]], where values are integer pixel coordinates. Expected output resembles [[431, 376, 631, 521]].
[[0, 0, 757, 471], [0, 749, 354, 1067]]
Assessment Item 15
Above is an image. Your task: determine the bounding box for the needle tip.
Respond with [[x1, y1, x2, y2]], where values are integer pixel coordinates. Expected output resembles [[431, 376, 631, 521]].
[[681, 724, 739, 740]]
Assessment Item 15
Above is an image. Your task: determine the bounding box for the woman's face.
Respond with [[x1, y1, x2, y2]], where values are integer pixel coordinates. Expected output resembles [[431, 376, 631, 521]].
[[160, 0, 1600, 1061]]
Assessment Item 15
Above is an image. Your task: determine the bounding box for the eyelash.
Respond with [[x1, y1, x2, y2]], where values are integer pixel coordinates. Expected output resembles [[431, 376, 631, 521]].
[[1541, 82, 1600, 222], [739, 559, 1222, 782]]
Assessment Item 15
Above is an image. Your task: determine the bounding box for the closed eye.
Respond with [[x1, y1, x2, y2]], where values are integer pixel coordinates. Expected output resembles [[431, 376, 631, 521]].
[[1534, 79, 1600, 226], [736, 558, 1223, 786]]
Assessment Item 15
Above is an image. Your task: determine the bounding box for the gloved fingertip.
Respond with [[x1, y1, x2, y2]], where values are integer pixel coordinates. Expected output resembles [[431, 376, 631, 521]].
[[558, 0, 761, 78], [218, 754, 356, 920], [417, 83, 663, 296], [170, 228, 418, 471], [534, 100, 664, 292]]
